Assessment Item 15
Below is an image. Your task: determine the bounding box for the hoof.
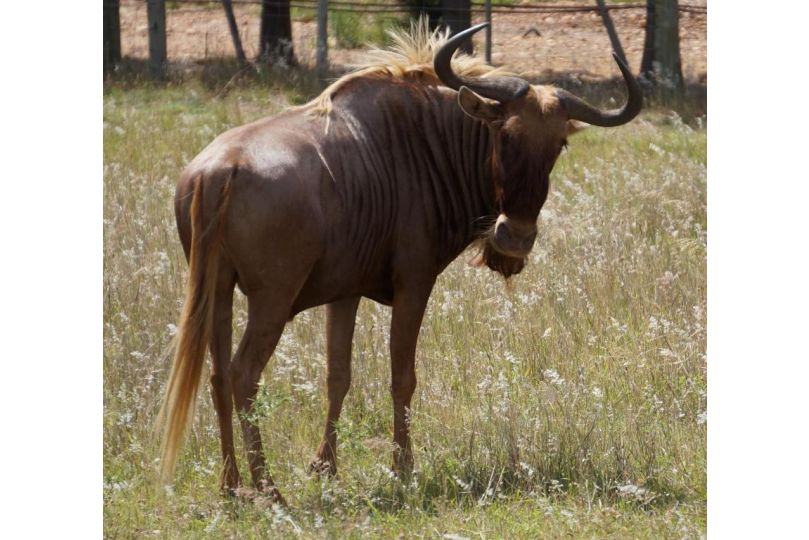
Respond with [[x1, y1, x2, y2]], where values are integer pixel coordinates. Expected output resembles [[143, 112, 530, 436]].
[[232, 486, 257, 500], [391, 467, 413, 481], [219, 465, 241, 497], [307, 458, 336, 477], [257, 480, 287, 507], [219, 476, 242, 498], [220, 485, 241, 498], [230, 483, 286, 507], [392, 450, 414, 478]]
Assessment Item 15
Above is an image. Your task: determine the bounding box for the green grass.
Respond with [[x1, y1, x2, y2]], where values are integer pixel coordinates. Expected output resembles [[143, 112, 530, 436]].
[[331, 11, 406, 49], [104, 80, 706, 537]]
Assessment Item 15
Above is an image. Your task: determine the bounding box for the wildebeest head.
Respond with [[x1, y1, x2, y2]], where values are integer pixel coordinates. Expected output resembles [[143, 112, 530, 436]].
[[434, 24, 642, 277]]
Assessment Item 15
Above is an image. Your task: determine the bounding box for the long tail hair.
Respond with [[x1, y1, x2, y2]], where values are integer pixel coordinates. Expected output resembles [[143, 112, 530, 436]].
[[157, 172, 233, 482]]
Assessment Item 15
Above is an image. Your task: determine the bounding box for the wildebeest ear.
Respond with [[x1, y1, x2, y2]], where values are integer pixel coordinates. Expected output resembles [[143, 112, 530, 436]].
[[566, 119, 589, 137], [458, 86, 504, 123]]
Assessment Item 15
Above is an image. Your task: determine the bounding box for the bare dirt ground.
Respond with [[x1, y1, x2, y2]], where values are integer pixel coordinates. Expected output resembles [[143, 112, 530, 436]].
[[119, 1, 706, 81]]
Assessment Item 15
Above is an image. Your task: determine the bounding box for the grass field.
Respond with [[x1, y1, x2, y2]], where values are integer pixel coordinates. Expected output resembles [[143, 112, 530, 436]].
[[103, 79, 706, 537]]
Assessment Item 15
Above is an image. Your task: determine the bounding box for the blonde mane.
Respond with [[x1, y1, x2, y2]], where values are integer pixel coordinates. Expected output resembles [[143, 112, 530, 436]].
[[303, 19, 513, 116]]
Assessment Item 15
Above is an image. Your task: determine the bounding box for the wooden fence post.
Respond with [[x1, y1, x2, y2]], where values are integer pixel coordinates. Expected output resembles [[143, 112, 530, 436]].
[[147, 0, 167, 79], [484, 0, 492, 64], [317, 0, 328, 79]]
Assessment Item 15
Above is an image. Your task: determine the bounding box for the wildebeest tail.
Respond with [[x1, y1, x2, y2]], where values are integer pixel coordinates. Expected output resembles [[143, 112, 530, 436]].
[[157, 171, 233, 482]]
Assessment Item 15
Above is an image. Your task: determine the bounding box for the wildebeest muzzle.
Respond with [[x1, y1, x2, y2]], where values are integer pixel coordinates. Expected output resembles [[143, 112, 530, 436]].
[[491, 214, 537, 258]]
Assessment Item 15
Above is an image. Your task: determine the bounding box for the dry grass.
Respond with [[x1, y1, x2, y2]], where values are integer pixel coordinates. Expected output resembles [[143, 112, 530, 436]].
[[103, 81, 706, 537]]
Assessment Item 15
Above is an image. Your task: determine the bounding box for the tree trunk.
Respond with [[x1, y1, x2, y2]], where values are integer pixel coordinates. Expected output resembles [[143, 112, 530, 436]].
[[103, 0, 121, 75], [259, 0, 295, 67], [654, 0, 683, 92], [640, 0, 684, 95], [442, 0, 472, 54]]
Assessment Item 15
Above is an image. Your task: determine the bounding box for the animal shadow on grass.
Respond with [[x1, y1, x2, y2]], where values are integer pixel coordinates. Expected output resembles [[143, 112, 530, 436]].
[[105, 57, 327, 104], [309, 464, 691, 517]]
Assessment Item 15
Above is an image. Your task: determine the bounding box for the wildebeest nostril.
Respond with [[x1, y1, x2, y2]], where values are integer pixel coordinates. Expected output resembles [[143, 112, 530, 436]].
[[494, 222, 511, 242], [493, 221, 536, 255]]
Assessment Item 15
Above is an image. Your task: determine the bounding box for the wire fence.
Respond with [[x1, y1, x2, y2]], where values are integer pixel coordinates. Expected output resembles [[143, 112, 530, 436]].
[[113, 1, 707, 80], [123, 0, 705, 15]]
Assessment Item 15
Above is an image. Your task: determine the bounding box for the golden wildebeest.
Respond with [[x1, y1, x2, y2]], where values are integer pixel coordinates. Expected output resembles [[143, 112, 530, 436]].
[[159, 22, 641, 501]]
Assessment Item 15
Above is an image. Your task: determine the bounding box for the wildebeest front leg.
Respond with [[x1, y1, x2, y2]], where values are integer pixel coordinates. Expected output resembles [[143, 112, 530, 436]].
[[309, 296, 361, 475], [389, 283, 433, 475]]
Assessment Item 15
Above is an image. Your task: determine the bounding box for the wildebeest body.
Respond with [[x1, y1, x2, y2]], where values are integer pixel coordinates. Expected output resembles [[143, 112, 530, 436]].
[[177, 77, 496, 312], [160, 22, 641, 501]]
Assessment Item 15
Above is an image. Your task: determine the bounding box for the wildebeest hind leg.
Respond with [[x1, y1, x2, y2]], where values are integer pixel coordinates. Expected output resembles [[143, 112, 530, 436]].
[[309, 296, 361, 476], [229, 288, 298, 504], [208, 262, 240, 495]]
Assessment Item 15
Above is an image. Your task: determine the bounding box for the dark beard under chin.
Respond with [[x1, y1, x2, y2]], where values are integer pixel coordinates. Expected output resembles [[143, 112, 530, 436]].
[[469, 241, 526, 278]]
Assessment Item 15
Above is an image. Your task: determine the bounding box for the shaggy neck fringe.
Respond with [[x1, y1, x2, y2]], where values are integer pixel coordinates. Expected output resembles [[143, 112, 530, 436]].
[[301, 19, 512, 116]]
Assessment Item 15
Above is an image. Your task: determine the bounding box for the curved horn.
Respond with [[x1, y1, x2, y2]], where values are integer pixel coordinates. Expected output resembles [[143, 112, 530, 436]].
[[434, 23, 530, 103], [555, 52, 643, 127]]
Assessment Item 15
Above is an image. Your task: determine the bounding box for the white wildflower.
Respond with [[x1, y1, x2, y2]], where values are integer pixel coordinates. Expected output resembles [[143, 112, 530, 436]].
[[453, 475, 471, 492], [477, 374, 492, 392], [313, 514, 324, 529], [657, 270, 678, 288], [478, 487, 495, 506], [204, 512, 221, 533], [154, 251, 170, 274], [659, 348, 676, 359], [543, 369, 565, 386], [616, 483, 649, 501], [377, 464, 396, 479], [292, 380, 317, 396]]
